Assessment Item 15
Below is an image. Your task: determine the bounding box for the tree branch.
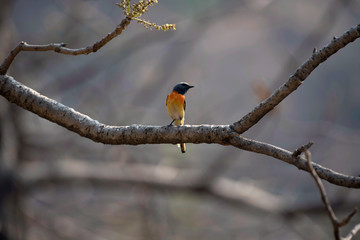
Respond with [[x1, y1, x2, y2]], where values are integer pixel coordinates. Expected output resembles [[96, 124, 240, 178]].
[[230, 136, 360, 188], [0, 17, 131, 75], [1, 74, 360, 188], [305, 150, 340, 239], [0, 75, 231, 144], [231, 24, 360, 134]]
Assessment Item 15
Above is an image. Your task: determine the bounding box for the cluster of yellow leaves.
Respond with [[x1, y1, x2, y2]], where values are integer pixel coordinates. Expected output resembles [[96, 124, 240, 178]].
[[117, 0, 176, 31]]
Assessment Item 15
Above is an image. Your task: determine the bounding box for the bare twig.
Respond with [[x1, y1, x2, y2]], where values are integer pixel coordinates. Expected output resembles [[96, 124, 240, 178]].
[[339, 208, 358, 227], [292, 142, 314, 157], [305, 149, 360, 240], [305, 150, 339, 235], [0, 17, 131, 75], [231, 24, 360, 134]]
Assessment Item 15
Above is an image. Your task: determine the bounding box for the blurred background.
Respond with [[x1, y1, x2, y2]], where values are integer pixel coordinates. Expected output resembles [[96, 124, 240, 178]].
[[0, 0, 360, 239]]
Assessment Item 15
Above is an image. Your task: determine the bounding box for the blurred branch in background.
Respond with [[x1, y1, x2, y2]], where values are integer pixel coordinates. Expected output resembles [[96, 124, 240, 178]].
[[20, 160, 284, 213], [0, 0, 26, 231], [0, 98, 25, 240]]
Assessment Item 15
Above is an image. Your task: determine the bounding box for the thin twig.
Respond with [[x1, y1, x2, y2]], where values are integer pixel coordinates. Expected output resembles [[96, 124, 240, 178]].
[[305, 150, 340, 239], [339, 208, 358, 227], [0, 17, 131, 75], [292, 141, 314, 157], [305, 149, 360, 240]]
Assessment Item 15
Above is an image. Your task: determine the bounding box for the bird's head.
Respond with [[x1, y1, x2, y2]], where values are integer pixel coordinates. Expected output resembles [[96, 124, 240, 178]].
[[173, 82, 194, 95]]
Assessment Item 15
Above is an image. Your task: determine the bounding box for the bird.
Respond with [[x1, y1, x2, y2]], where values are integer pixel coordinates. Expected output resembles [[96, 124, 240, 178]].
[[166, 82, 194, 153]]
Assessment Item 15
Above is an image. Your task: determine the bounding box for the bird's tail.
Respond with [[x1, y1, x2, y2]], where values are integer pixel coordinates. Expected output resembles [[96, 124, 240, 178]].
[[177, 143, 186, 153], [174, 118, 185, 153]]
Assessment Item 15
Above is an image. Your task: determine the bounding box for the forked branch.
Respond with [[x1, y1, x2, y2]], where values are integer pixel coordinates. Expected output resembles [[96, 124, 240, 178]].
[[305, 149, 360, 240]]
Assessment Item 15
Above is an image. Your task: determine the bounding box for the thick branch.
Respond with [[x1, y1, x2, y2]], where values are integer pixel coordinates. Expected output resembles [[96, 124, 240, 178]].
[[0, 17, 131, 75], [0, 76, 231, 145], [231, 24, 360, 134], [1, 74, 360, 188], [0, 75, 241, 146]]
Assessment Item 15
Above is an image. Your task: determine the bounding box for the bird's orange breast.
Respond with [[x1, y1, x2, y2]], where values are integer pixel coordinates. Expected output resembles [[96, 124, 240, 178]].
[[166, 91, 185, 125], [166, 91, 185, 107]]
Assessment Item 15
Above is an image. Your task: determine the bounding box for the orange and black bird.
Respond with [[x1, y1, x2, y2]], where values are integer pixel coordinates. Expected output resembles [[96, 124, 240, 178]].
[[166, 82, 194, 153]]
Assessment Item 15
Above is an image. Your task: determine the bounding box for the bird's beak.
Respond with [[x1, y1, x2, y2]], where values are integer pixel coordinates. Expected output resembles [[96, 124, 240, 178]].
[[189, 85, 194, 88]]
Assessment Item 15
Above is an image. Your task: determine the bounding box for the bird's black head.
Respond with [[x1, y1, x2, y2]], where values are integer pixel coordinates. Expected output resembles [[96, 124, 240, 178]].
[[173, 82, 194, 95]]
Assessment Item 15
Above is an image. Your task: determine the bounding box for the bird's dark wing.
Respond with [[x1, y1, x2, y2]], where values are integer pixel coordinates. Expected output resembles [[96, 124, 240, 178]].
[[184, 99, 186, 111]]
